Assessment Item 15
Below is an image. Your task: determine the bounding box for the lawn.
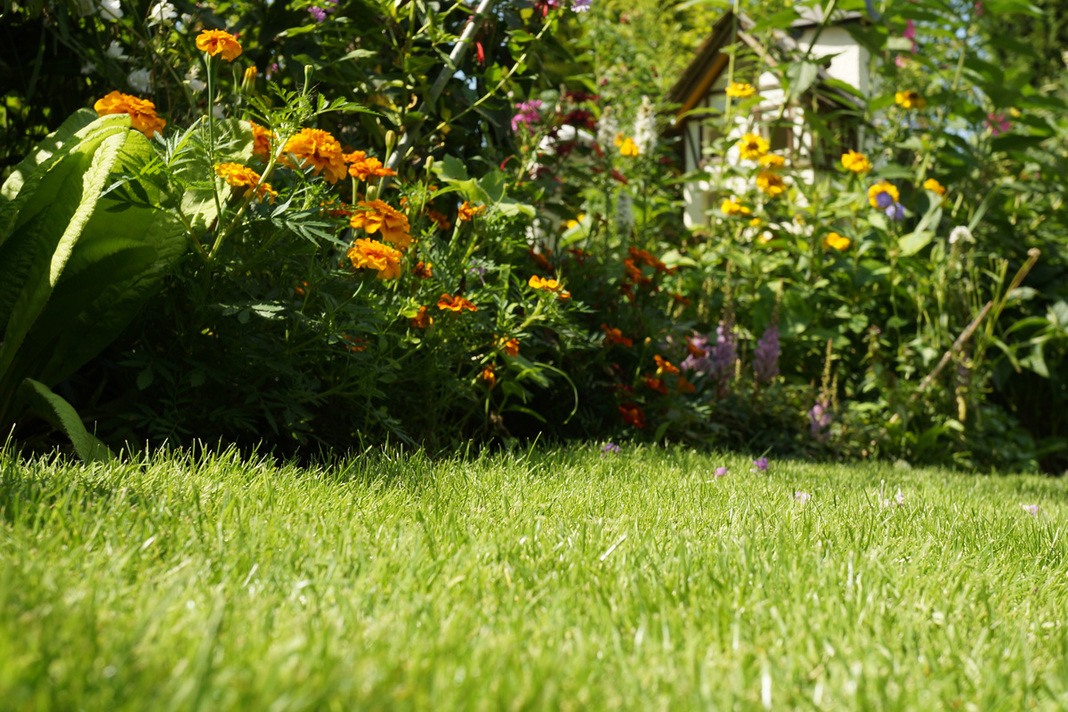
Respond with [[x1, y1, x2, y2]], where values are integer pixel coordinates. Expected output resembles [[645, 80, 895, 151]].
[[1, 445, 1066, 711]]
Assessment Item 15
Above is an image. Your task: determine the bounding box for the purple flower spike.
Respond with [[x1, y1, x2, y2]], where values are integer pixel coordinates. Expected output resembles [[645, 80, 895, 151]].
[[753, 324, 780, 384], [809, 400, 832, 442], [571, 0, 592, 11], [752, 457, 769, 472], [308, 6, 327, 22]]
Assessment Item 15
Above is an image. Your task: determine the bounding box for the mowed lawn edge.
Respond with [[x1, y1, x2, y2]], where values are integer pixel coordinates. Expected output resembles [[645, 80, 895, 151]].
[[1, 446, 1066, 711]]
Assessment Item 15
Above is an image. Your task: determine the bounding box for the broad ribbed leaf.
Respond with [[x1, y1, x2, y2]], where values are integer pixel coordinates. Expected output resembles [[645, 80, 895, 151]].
[[18, 378, 115, 463]]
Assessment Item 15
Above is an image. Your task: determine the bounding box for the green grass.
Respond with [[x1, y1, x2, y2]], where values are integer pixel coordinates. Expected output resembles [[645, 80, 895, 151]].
[[1, 445, 1066, 711]]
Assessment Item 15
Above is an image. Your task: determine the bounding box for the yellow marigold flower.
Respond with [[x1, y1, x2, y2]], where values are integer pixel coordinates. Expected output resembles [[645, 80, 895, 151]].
[[195, 29, 242, 62], [823, 232, 851, 251], [841, 150, 872, 173], [248, 121, 274, 160], [725, 81, 756, 98], [721, 198, 752, 217], [457, 201, 486, 222], [923, 178, 947, 196], [759, 153, 785, 169], [347, 238, 403, 280], [737, 132, 770, 161], [894, 90, 926, 110], [437, 293, 478, 312], [615, 133, 640, 157], [213, 162, 277, 202], [349, 199, 412, 249], [654, 354, 679, 376], [283, 128, 347, 183], [93, 90, 166, 138], [528, 274, 570, 299], [344, 150, 397, 181], [756, 171, 786, 197], [868, 181, 900, 208]]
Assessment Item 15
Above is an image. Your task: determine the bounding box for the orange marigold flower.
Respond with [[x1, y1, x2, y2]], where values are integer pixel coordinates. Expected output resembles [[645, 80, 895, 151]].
[[619, 403, 646, 429], [601, 324, 633, 348], [344, 150, 397, 181], [294, 281, 309, 297], [410, 305, 434, 329], [480, 365, 497, 388], [685, 336, 708, 359], [654, 354, 679, 376], [214, 162, 278, 202], [249, 121, 274, 160], [412, 261, 433, 279], [644, 376, 668, 395], [346, 238, 403, 280], [426, 209, 451, 231], [627, 247, 668, 272], [283, 128, 347, 183], [756, 171, 786, 197], [195, 29, 243, 61], [457, 201, 486, 222], [437, 293, 478, 312], [93, 90, 166, 138], [738, 132, 769, 161], [499, 337, 520, 357], [349, 199, 412, 249], [841, 150, 872, 173], [676, 376, 696, 394]]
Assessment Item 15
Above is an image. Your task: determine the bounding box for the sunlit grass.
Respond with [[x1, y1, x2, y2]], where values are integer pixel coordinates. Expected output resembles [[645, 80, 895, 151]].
[[1, 445, 1066, 710]]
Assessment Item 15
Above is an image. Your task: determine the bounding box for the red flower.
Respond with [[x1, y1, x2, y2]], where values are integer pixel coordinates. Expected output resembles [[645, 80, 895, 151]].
[[618, 404, 646, 429]]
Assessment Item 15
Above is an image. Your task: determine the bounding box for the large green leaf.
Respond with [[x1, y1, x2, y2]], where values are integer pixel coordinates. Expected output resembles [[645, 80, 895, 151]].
[[17, 378, 115, 464]]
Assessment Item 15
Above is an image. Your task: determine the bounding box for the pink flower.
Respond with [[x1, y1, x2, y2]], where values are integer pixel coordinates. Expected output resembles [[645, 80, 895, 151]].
[[1022, 503, 1041, 517], [986, 112, 1011, 136], [714, 466, 729, 478], [794, 491, 811, 504]]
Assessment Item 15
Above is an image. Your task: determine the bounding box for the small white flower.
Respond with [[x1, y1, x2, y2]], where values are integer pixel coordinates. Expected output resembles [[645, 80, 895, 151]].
[[895, 489, 906, 506], [106, 41, 128, 61], [80, 61, 97, 75], [147, 1, 177, 25], [614, 192, 634, 234], [633, 95, 657, 155], [127, 68, 152, 94], [184, 67, 206, 93], [596, 107, 618, 150], [949, 226, 973, 245], [212, 104, 225, 119], [98, 0, 124, 20]]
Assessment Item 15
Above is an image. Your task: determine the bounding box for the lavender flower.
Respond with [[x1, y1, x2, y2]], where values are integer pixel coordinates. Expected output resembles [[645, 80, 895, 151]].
[[753, 324, 780, 384], [1021, 503, 1041, 516], [714, 466, 729, 478], [510, 100, 543, 132], [308, 6, 327, 21], [752, 457, 769, 472], [885, 202, 905, 221], [680, 333, 711, 374], [571, 0, 592, 11], [794, 490, 811, 504], [808, 400, 831, 442], [710, 322, 738, 393], [601, 442, 621, 455]]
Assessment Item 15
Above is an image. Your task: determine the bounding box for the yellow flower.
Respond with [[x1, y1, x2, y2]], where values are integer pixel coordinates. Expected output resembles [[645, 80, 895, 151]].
[[457, 201, 486, 222], [737, 132, 769, 161], [720, 198, 751, 217], [349, 200, 412, 249], [283, 128, 347, 183], [759, 153, 785, 169], [756, 171, 786, 197], [841, 150, 872, 173], [725, 82, 756, 98], [213, 162, 277, 202], [923, 178, 947, 196], [93, 90, 166, 138], [894, 90, 926, 110], [868, 181, 900, 208], [565, 213, 585, 229], [615, 134, 640, 157], [823, 232, 851, 251], [344, 150, 397, 181], [346, 238, 403, 280], [480, 365, 497, 388], [195, 29, 243, 61], [528, 274, 571, 299]]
